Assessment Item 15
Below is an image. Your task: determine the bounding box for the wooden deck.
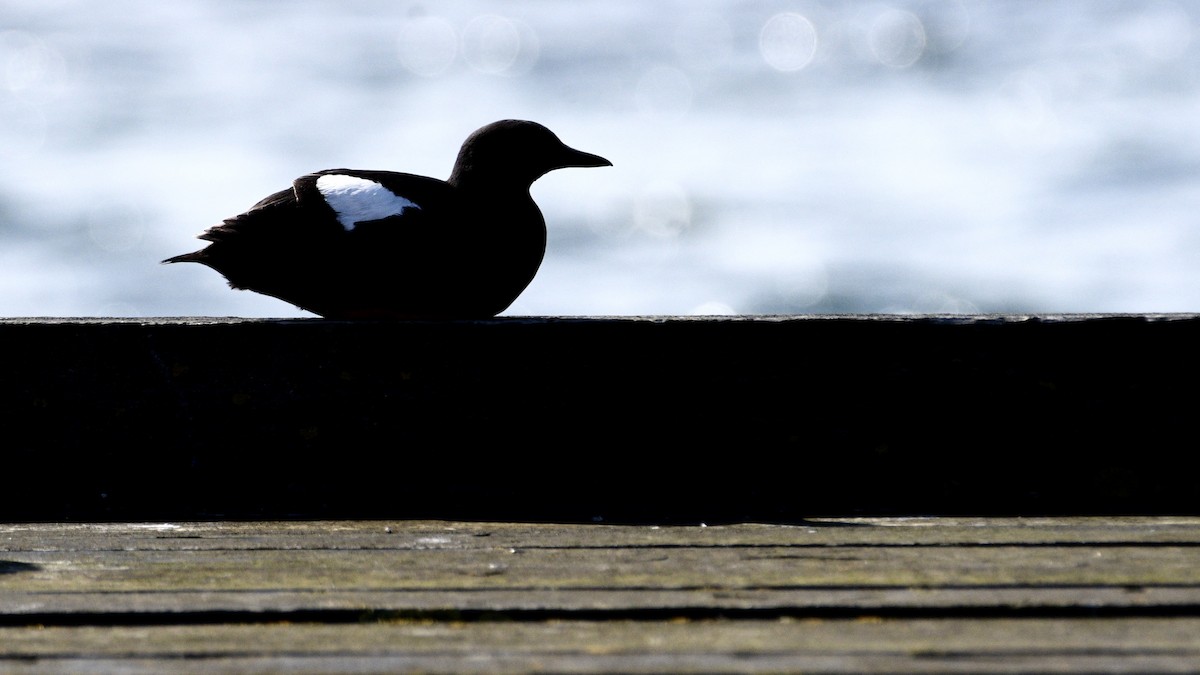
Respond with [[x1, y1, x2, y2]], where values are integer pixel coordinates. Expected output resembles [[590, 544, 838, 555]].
[[3, 517, 1200, 673]]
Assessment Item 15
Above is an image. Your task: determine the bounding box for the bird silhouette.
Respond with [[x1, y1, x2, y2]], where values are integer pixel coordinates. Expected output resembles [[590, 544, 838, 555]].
[[164, 119, 611, 319]]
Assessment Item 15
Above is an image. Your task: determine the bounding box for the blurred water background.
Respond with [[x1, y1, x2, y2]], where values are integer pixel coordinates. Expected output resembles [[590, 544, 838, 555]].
[[2, 0, 1199, 317]]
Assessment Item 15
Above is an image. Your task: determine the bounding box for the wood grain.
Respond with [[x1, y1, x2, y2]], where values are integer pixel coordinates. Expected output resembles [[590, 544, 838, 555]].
[[3, 518, 1199, 672]]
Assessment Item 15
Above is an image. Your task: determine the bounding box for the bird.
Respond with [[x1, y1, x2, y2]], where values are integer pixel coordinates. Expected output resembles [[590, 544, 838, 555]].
[[163, 119, 611, 319]]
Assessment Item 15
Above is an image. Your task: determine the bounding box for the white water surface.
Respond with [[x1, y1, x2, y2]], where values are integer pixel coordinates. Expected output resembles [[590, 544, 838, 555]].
[[2, 1, 1199, 317]]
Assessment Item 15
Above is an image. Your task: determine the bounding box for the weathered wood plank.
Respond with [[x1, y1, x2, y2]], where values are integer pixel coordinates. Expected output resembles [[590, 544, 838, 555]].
[[4, 519, 1200, 617], [4, 518, 1200, 673], [4, 544, 1200, 594], [6, 517, 1200, 550], [7, 587, 1200, 617], [2, 619, 1199, 673]]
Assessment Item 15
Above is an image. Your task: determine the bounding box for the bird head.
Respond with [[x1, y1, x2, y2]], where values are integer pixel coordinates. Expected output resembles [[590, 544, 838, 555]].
[[449, 119, 612, 190]]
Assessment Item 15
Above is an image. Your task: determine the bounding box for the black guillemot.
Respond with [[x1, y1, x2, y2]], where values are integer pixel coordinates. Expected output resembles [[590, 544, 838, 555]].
[[163, 119, 611, 319]]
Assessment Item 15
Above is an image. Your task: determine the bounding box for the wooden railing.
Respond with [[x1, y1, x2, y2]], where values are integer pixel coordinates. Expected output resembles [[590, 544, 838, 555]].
[[3, 315, 1197, 521]]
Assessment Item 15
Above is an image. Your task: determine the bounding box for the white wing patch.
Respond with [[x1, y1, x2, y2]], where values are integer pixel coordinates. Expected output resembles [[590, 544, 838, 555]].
[[315, 174, 420, 231]]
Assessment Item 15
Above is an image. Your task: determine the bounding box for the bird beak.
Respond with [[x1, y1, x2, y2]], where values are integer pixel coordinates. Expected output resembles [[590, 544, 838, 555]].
[[557, 145, 613, 169]]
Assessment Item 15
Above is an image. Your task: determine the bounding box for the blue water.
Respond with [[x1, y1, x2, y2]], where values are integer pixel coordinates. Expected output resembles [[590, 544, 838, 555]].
[[2, 0, 1199, 317]]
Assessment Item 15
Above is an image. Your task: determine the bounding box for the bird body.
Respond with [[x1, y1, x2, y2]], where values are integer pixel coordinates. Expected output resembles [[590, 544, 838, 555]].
[[164, 120, 611, 319]]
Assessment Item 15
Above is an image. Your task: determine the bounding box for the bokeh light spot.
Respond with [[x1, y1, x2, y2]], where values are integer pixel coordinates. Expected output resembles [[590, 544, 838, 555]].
[[633, 180, 691, 238], [988, 69, 1060, 142], [759, 13, 818, 72], [634, 65, 693, 120], [909, 292, 980, 314], [1, 31, 68, 104], [397, 15, 457, 77], [920, 0, 971, 54], [689, 301, 737, 316], [867, 9, 926, 68], [462, 15, 539, 75]]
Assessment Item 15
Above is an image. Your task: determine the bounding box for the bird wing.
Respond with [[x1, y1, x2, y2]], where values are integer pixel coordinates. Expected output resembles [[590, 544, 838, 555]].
[[291, 169, 453, 230]]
